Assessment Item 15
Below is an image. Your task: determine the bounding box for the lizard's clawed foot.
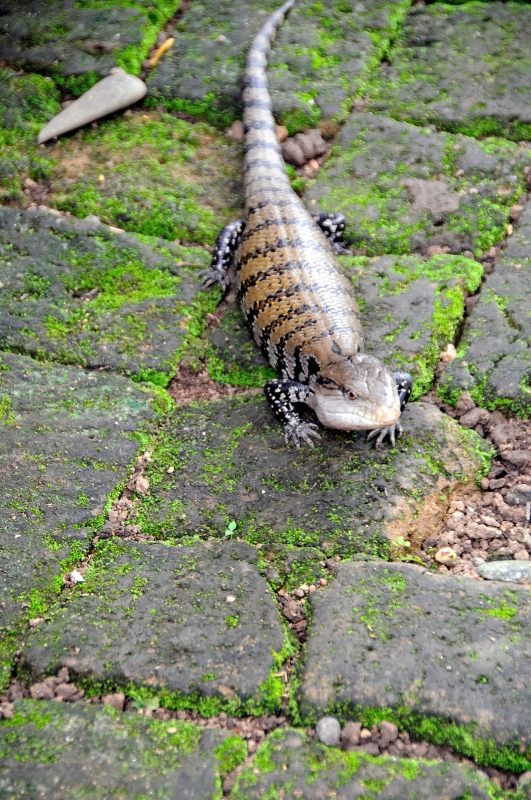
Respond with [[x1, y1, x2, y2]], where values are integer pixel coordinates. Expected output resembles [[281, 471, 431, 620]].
[[284, 420, 321, 449], [367, 420, 403, 449], [200, 268, 229, 292]]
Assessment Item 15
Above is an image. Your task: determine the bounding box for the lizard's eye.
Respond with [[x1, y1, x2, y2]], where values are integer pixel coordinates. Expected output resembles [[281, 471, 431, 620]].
[[347, 390, 357, 401]]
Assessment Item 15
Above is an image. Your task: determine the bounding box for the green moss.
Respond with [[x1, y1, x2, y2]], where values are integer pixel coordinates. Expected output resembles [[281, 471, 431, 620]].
[[339, 254, 483, 400], [49, 110, 243, 245], [301, 701, 531, 775], [214, 735, 247, 777], [0, 69, 60, 205]]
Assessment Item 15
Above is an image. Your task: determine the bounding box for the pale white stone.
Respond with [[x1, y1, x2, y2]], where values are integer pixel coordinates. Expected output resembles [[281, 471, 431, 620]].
[[38, 69, 147, 144]]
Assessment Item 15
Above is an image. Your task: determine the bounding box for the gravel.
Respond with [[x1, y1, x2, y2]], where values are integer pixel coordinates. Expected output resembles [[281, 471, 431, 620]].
[[420, 393, 531, 581]]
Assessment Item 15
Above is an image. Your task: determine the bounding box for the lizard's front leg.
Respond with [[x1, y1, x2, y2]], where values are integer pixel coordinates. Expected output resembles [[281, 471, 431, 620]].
[[367, 371, 414, 448], [264, 379, 321, 449], [313, 212, 351, 255], [201, 219, 245, 292]]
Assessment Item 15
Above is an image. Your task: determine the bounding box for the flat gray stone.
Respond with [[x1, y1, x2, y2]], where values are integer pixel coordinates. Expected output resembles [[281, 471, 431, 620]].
[[0, 352, 156, 691], [369, 2, 531, 141], [126, 395, 488, 590], [232, 728, 494, 799], [478, 561, 531, 582], [0, 207, 210, 384], [305, 112, 531, 257], [0, 700, 228, 799], [146, 0, 411, 131], [210, 253, 483, 398], [22, 540, 285, 710], [299, 562, 531, 745], [439, 204, 531, 415], [0, 0, 176, 95], [38, 69, 146, 143]]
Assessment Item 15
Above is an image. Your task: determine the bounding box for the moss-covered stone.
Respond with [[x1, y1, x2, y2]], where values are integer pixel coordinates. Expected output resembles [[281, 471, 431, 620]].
[[0, 352, 158, 693], [47, 109, 245, 245], [368, 1, 531, 141], [439, 203, 531, 415], [0, 699, 227, 799], [146, 0, 412, 133], [230, 728, 499, 799], [126, 395, 488, 590], [0, 207, 220, 384], [0, 67, 61, 206], [0, 0, 180, 95], [305, 112, 531, 257], [298, 561, 531, 772], [21, 539, 287, 716], [0, 68, 244, 242], [209, 254, 483, 399]]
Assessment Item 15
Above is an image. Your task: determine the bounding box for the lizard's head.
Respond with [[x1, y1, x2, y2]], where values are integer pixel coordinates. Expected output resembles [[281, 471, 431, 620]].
[[310, 353, 401, 431]]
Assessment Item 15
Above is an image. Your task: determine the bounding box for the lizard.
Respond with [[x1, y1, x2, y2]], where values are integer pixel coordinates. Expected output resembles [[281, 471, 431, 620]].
[[203, 0, 413, 448]]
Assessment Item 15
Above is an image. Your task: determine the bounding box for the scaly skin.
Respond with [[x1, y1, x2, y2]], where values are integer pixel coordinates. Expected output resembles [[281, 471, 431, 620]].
[[204, 0, 413, 447]]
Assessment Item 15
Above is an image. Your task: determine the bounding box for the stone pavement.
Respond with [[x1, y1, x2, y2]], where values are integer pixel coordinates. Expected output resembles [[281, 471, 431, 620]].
[[1, 1, 531, 797]]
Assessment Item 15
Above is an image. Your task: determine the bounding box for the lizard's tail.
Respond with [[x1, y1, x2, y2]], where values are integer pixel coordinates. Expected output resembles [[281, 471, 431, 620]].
[[243, 0, 295, 206]]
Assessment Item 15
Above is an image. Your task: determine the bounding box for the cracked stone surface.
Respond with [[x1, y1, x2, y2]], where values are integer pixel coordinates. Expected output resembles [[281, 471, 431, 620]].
[[0, 351, 157, 689], [0, 700, 227, 799], [210, 253, 483, 399], [125, 395, 487, 589], [440, 203, 531, 414], [0, 0, 179, 94], [369, 2, 531, 141], [304, 112, 531, 256], [22, 540, 285, 708], [231, 728, 495, 799], [146, 0, 411, 131], [0, 207, 212, 383], [299, 561, 531, 745]]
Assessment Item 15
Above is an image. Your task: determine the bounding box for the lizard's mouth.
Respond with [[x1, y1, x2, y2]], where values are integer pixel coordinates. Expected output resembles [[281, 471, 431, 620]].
[[312, 395, 401, 431]]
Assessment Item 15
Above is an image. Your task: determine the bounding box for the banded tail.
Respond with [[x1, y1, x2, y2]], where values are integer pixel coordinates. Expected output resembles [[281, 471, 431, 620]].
[[242, 0, 295, 205]]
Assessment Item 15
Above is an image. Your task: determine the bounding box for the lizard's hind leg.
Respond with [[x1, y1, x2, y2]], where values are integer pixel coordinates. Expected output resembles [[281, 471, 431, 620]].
[[201, 219, 245, 292], [314, 212, 351, 255]]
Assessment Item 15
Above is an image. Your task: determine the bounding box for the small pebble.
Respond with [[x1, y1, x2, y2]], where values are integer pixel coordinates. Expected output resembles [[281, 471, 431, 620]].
[[435, 547, 457, 566], [315, 716, 341, 746]]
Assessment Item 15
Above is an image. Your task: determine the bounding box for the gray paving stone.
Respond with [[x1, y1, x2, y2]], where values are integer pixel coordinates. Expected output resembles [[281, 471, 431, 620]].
[[299, 561, 531, 746], [439, 203, 531, 414], [21, 540, 285, 711], [0, 207, 211, 385], [209, 253, 483, 399], [125, 395, 488, 590], [369, 2, 531, 141], [231, 728, 494, 799], [0, 700, 228, 799], [0, 352, 157, 691], [305, 112, 531, 257], [0, 0, 178, 95], [146, 0, 411, 132]]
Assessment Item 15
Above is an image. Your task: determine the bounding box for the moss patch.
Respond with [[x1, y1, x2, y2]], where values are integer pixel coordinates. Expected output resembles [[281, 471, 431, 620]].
[[0, 700, 227, 797], [0, 352, 158, 693], [367, 1, 531, 142], [0, 206, 221, 383], [125, 395, 487, 591], [146, 0, 412, 132], [305, 112, 531, 258], [20, 538, 289, 717], [0, 0, 180, 94]]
